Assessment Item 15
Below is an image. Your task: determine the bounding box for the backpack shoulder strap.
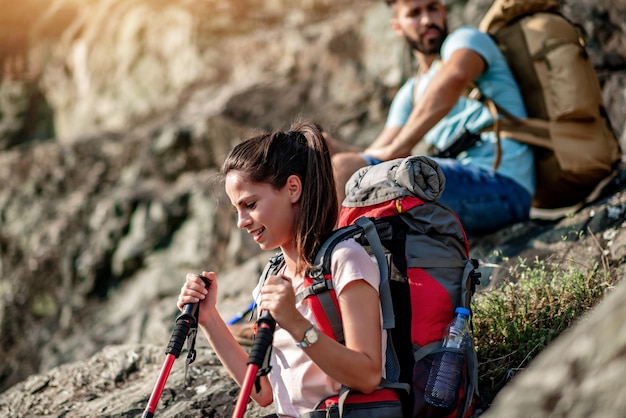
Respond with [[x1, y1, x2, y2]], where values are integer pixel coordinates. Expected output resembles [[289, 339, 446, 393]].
[[473, 88, 552, 148], [311, 217, 395, 330], [296, 216, 395, 343], [355, 217, 394, 330]]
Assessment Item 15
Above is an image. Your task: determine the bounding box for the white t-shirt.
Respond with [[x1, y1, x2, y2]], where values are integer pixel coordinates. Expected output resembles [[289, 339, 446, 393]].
[[253, 239, 385, 417]]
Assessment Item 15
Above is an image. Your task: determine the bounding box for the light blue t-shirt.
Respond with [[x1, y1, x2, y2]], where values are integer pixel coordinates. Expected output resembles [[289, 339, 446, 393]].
[[386, 26, 535, 195]]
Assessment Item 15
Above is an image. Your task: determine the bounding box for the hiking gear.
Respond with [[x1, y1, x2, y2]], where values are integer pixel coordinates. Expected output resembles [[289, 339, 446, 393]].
[[142, 275, 209, 418], [226, 301, 257, 325], [232, 258, 282, 417], [227, 301, 258, 347], [232, 311, 276, 418], [477, 0, 622, 209], [296, 324, 320, 348], [257, 156, 480, 417], [299, 389, 404, 418], [431, 128, 482, 160], [339, 156, 479, 417], [424, 307, 472, 408]]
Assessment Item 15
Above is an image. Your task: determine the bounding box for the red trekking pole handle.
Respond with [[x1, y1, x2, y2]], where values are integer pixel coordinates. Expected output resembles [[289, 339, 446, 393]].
[[142, 275, 209, 418], [232, 311, 276, 418]]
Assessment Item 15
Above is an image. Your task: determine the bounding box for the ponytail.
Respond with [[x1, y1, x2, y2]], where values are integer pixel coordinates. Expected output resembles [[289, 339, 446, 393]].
[[221, 122, 338, 274]]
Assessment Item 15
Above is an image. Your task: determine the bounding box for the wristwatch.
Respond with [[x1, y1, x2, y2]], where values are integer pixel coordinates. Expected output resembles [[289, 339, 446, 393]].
[[296, 324, 319, 348]]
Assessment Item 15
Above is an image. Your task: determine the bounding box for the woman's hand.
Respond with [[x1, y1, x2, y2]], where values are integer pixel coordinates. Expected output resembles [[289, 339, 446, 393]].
[[176, 271, 275, 406], [258, 274, 306, 332], [177, 271, 218, 324]]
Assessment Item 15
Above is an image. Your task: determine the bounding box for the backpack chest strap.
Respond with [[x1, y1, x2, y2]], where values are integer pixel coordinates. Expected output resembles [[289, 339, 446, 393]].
[[295, 278, 334, 304]]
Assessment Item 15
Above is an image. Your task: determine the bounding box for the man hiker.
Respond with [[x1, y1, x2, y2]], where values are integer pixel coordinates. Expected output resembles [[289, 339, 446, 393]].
[[329, 0, 535, 236]]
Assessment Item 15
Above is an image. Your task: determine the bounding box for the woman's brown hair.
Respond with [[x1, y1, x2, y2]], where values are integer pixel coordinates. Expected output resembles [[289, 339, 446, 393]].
[[221, 122, 338, 274]]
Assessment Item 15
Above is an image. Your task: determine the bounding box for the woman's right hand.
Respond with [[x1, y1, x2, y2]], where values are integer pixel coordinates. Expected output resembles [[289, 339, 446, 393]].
[[177, 271, 218, 324]]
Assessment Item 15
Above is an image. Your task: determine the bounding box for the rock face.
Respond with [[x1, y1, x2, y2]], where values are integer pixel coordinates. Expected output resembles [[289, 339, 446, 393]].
[[0, 0, 625, 417], [3, 0, 406, 145]]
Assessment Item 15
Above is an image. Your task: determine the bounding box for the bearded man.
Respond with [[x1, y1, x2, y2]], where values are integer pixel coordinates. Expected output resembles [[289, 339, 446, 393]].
[[330, 0, 535, 236]]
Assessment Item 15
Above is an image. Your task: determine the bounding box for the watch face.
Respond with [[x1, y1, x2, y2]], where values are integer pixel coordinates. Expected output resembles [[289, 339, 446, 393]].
[[306, 327, 318, 344]]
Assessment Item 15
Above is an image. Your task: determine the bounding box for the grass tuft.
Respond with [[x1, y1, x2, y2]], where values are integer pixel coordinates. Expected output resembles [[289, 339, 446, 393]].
[[472, 254, 620, 410]]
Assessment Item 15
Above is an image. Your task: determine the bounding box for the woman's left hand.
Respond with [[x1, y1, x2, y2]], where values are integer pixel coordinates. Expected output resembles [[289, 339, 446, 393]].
[[258, 274, 302, 330]]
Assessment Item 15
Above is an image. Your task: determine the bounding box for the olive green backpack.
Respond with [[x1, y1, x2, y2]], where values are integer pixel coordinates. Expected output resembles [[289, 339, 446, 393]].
[[476, 0, 622, 211]]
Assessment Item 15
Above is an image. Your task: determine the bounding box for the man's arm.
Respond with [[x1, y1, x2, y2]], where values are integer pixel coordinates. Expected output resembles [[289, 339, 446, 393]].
[[365, 125, 403, 151], [365, 48, 487, 161]]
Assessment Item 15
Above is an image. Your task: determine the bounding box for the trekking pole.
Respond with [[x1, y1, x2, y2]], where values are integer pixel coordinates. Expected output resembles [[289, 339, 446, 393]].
[[142, 275, 209, 418], [232, 311, 276, 418]]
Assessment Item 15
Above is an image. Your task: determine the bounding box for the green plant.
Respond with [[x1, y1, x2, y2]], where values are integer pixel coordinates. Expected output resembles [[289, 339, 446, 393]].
[[472, 255, 619, 410]]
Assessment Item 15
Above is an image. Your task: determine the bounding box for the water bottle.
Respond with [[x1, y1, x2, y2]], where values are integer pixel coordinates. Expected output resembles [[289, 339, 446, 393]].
[[424, 307, 471, 408]]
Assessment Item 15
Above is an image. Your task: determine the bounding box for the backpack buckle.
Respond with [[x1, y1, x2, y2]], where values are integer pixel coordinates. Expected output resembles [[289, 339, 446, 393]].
[[310, 278, 333, 295]]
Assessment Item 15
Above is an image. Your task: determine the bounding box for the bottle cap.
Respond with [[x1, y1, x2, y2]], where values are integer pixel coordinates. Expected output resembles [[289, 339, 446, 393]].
[[455, 307, 471, 317]]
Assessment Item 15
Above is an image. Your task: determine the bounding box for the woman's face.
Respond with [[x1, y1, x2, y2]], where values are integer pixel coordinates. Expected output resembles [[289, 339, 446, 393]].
[[225, 171, 301, 252]]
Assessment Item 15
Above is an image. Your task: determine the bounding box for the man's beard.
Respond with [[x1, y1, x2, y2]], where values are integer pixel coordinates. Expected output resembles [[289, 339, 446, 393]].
[[405, 24, 448, 55]]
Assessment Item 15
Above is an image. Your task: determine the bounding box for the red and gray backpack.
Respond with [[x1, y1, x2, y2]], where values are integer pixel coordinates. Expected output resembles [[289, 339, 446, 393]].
[[259, 156, 480, 417]]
